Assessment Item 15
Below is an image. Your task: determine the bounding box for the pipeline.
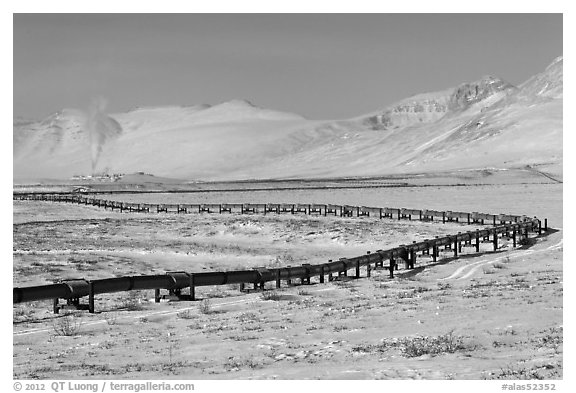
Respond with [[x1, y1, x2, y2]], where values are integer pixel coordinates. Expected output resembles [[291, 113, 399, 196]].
[[13, 193, 547, 313]]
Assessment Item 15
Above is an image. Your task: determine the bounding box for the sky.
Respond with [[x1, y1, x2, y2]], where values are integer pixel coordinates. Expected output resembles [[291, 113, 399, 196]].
[[13, 13, 562, 120]]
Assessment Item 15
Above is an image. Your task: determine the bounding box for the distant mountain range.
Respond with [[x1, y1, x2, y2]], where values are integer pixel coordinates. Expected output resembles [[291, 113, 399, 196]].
[[13, 56, 562, 181]]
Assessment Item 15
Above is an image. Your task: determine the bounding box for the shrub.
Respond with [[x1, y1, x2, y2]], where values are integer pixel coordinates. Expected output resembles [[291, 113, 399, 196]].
[[176, 309, 194, 319], [104, 312, 118, 326], [53, 313, 82, 336], [364, 330, 476, 358], [483, 266, 496, 274], [486, 365, 548, 380], [399, 331, 473, 357], [198, 299, 212, 314], [237, 312, 258, 323], [261, 291, 282, 301]]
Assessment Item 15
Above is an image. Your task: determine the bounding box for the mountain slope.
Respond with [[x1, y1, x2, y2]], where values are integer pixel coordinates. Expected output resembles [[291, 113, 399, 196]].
[[13, 58, 562, 181]]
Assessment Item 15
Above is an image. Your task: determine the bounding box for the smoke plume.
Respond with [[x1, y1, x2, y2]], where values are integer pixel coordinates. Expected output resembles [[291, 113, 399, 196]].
[[61, 97, 122, 174]]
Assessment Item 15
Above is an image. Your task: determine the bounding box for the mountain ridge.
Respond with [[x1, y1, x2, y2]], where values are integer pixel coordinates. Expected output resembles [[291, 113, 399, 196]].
[[13, 57, 562, 181]]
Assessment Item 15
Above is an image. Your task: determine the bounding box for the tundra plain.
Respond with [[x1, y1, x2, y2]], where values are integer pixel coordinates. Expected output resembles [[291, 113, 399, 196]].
[[12, 170, 563, 379]]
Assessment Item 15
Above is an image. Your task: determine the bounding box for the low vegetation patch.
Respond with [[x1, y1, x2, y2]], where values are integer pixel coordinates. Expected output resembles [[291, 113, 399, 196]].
[[53, 312, 82, 336], [530, 326, 563, 350], [261, 290, 283, 301], [483, 266, 496, 274], [485, 362, 562, 380], [120, 291, 145, 311], [176, 309, 194, 319], [353, 330, 476, 358], [397, 331, 475, 357], [104, 312, 118, 326], [237, 312, 259, 323], [198, 299, 212, 314]]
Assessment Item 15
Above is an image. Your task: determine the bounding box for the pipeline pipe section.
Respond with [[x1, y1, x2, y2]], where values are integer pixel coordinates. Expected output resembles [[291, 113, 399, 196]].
[[13, 193, 548, 313]]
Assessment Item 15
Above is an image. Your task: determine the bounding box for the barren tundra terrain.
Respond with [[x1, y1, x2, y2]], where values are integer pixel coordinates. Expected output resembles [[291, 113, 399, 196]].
[[12, 173, 562, 380]]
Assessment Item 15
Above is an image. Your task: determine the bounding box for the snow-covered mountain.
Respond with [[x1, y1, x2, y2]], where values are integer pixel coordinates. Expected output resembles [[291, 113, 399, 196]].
[[13, 57, 562, 181]]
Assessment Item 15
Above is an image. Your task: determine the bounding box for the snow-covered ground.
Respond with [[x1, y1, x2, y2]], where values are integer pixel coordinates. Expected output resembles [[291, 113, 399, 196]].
[[12, 176, 562, 379]]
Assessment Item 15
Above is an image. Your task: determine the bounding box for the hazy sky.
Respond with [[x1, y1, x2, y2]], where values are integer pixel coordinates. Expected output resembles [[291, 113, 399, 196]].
[[13, 13, 562, 120]]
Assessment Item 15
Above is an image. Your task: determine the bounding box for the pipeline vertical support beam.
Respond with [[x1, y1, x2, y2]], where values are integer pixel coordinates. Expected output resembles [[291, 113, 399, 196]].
[[366, 252, 372, 277], [389, 257, 395, 278], [432, 244, 438, 262], [453, 236, 458, 258], [404, 249, 410, 269], [88, 281, 95, 313], [53, 298, 59, 314], [545, 218, 548, 232], [355, 259, 361, 278], [475, 230, 480, 252], [189, 274, 195, 301], [276, 269, 281, 288], [155, 288, 161, 303], [538, 220, 542, 235], [319, 266, 325, 284], [442, 212, 446, 224], [409, 250, 415, 269], [512, 228, 517, 248], [493, 230, 498, 251]]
